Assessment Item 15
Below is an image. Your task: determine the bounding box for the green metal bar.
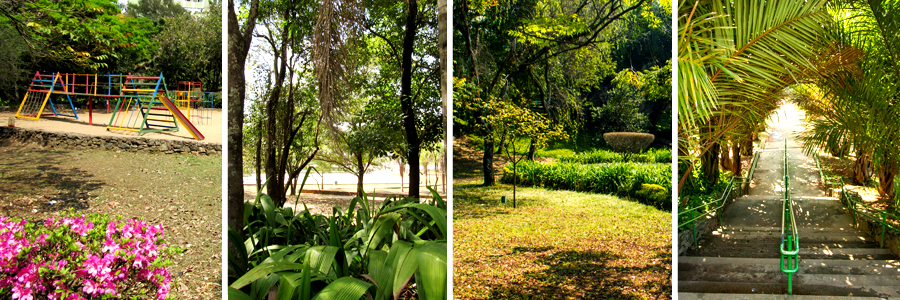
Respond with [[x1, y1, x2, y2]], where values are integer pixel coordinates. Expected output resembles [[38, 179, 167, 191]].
[[780, 139, 799, 295]]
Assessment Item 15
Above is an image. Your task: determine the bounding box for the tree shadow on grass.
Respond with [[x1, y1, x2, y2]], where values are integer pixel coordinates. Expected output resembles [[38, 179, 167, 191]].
[[0, 147, 104, 214], [486, 246, 671, 300]]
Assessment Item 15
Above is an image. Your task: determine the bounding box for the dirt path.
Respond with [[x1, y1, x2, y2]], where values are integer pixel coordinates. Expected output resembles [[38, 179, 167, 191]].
[[0, 140, 222, 299]]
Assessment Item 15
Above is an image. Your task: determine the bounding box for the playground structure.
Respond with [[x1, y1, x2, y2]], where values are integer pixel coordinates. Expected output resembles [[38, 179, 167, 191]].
[[15, 72, 216, 140]]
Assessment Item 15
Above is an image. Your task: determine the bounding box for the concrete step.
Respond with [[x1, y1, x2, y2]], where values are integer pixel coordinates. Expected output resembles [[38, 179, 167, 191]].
[[800, 248, 896, 260], [679, 293, 886, 300], [679, 280, 900, 297], [798, 274, 900, 289], [680, 257, 900, 276]]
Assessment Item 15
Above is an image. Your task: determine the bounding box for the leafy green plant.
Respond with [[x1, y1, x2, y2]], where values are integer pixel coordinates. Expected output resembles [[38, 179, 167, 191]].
[[501, 160, 671, 209], [559, 148, 671, 164], [228, 185, 447, 300]]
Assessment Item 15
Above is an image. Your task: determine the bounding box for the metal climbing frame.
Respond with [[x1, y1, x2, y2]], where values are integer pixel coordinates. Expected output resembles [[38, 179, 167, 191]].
[[780, 139, 799, 295], [15, 72, 80, 121], [107, 73, 181, 136]]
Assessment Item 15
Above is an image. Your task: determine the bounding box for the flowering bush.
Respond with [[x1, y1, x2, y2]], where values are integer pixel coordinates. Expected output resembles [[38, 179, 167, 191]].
[[0, 214, 176, 299]]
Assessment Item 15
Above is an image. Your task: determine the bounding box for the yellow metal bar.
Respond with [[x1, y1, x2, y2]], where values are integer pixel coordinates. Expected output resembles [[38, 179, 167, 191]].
[[122, 88, 157, 92], [118, 98, 133, 128], [147, 118, 175, 122]]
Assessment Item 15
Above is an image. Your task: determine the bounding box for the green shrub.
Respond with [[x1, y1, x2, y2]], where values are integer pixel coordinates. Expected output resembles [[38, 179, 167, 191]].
[[603, 132, 655, 153], [501, 160, 671, 208], [634, 184, 670, 209], [559, 148, 671, 164]]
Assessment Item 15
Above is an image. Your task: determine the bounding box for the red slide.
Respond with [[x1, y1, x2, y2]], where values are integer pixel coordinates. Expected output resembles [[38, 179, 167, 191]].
[[159, 96, 205, 141]]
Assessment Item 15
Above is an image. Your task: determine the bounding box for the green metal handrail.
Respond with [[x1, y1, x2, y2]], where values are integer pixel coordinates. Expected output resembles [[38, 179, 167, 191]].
[[678, 176, 737, 245], [780, 139, 799, 295], [678, 145, 764, 246], [813, 153, 900, 248]]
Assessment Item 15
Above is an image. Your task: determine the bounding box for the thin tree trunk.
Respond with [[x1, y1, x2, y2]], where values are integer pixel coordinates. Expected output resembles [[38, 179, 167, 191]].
[[527, 138, 537, 160], [731, 142, 741, 176], [227, 0, 260, 278], [401, 0, 421, 199], [483, 138, 495, 186], [255, 120, 262, 189], [438, 0, 447, 195], [399, 157, 405, 192], [356, 153, 365, 197]]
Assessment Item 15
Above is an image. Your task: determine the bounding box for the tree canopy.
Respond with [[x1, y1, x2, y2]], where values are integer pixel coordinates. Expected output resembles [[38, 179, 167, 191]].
[[0, 0, 222, 103]]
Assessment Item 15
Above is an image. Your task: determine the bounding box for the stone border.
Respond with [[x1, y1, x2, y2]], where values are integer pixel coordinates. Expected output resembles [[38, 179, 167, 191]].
[[838, 191, 900, 257], [0, 126, 221, 155]]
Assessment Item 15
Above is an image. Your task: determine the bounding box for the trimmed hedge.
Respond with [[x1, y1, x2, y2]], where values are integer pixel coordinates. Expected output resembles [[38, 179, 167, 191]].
[[603, 132, 655, 153], [501, 160, 671, 209], [558, 148, 671, 164]]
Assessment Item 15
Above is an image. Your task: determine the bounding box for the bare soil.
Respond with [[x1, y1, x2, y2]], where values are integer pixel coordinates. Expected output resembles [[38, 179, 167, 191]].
[[0, 140, 222, 299]]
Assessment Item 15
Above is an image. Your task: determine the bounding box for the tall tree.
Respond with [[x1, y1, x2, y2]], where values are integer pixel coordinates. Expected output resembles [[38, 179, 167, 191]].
[[226, 0, 260, 274]]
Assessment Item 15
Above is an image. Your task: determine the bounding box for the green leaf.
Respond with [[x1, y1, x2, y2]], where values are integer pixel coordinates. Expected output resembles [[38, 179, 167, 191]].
[[311, 277, 376, 300]]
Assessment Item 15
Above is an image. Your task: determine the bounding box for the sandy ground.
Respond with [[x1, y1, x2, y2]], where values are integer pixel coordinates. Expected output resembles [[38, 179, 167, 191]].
[[0, 106, 223, 144], [243, 165, 448, 214]]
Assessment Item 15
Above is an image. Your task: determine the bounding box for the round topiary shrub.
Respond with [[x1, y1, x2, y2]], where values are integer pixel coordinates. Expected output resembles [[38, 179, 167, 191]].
[[633, 183, 670, 209], [603, 132, 655, 153]]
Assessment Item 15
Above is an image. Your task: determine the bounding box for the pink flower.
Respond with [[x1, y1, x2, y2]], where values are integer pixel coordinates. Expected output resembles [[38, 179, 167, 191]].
[[82, 279, 97, 295], [11, 284, 32, 300]]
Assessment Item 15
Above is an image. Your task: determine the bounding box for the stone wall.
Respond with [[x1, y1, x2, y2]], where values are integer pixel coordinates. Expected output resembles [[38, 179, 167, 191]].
[[0, 126, 220, 155]]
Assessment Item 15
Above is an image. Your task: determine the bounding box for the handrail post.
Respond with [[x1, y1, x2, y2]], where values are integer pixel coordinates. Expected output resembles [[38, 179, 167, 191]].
[[692, 209, 697, 246], [881, 210, 886, 248]]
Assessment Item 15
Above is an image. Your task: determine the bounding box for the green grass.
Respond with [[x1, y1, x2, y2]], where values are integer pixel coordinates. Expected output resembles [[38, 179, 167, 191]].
[[453, 181, 672, 299]]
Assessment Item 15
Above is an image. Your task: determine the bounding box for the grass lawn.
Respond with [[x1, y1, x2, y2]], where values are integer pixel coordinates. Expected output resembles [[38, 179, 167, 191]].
[[453, 179, 672, 299]]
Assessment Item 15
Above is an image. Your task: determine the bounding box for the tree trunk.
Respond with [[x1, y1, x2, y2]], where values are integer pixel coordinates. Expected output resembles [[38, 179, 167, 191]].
[[401, 0, 420, 199], [740, 135, 753, 156], [852, 151, 872, 185], [527, 138, 537, 161], [356, 153, 365, 197], [227, 0, 260, 278], [719, 141, 732, 172], [255, 120, 262, 190], [264, 20, 292, 208], [398, 157, 405, 192], [701, 142, 720, 184], [496, 130, 506, 154], [731, 142, 741, 176], [483, 138, 495, 186], [438, 0, 447, 195], [876, 167, 896, 199]]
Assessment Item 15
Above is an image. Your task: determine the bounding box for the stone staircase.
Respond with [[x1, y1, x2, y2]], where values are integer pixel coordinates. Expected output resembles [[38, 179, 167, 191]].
[[679, 197, 900, 298]]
